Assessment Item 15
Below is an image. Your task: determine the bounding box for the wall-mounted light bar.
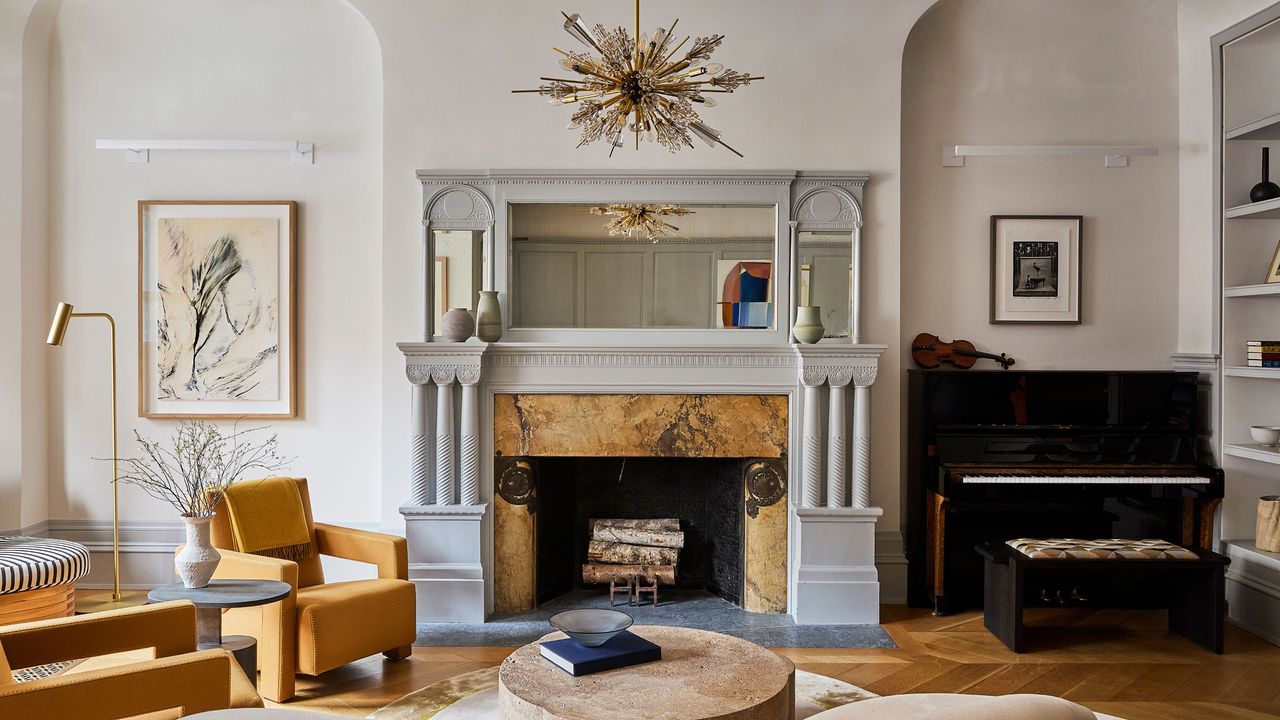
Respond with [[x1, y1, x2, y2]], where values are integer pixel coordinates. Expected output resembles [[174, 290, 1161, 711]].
[[95, 139, 314, 165], [943, 144, 1158, 168]]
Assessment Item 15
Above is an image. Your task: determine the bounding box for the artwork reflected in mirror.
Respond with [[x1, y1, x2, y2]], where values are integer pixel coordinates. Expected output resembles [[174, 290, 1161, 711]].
[[509, 203, 776, 330], [798, 231, 852, 338], [433, 229, 484, 336]]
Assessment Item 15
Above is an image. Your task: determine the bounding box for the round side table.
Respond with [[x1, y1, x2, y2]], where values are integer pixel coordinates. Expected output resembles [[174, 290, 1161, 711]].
[[148, 579, 291, 685]]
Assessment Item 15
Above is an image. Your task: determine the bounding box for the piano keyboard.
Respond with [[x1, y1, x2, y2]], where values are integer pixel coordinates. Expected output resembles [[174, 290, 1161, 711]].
[[961, 475, 1211, 485]]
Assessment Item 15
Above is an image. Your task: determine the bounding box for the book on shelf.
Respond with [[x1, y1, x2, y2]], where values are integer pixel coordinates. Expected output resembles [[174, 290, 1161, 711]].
[[1248, 353, 1280, 360], [1247, 346, 1280, 353], [539, 630, 661, 676], [1246, 359, 1280, 367]]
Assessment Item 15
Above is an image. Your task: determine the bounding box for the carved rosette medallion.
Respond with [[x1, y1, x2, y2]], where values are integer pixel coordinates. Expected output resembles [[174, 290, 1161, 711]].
[[744, 458, 787, 519], [496, 458, 536, 511]]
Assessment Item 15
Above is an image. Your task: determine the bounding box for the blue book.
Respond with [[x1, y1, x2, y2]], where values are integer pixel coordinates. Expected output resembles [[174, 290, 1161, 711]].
[[539, 630, 661, 676]]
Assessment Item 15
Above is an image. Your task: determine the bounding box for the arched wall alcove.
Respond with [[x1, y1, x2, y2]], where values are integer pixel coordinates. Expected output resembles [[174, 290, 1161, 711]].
[[900, 0, 1182, 371], [31, 0, 386, 547]]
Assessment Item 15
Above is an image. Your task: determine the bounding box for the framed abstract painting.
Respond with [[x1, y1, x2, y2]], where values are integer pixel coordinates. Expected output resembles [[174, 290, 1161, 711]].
[[990, 215, 1082, 324], [138, 200, 297, 418]]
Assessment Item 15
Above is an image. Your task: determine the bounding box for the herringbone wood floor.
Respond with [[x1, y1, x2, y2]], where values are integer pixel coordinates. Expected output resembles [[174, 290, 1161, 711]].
[[278, 605, 1280, 719]]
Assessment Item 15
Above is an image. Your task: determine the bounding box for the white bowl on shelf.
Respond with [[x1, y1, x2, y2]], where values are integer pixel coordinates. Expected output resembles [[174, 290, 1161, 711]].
[[1250, 425, 1280, 446]]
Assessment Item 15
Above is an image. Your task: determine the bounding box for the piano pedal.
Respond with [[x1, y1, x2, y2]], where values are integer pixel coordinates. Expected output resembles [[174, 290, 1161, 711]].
[[1039, 588, 1051, 604], [1071, 588, 1088, 603], [1055, 589, 1067, 604]]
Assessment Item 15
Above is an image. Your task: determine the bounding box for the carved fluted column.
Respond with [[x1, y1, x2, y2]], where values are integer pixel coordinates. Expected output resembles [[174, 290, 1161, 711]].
[[826, 373, 851, 508], [458, 371, 480, 506], [801, 371, 825, 508], [434, 371, 457, 505], [409, 379, 433, 505], [852, 380, 872, 509]]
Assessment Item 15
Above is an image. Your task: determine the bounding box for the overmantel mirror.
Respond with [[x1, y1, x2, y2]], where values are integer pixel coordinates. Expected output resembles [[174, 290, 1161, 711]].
[[416, 170, 867, 345]]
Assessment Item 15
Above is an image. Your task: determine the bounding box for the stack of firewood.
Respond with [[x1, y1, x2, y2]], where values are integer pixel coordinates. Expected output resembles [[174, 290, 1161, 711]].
[[581, 518, 683, 586]]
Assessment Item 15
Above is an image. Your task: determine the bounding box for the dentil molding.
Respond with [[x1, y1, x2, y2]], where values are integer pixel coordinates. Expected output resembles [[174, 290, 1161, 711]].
[[400, 342, 887, 376]]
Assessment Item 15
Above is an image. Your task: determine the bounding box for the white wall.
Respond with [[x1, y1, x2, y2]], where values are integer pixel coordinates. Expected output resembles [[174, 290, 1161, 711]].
[[10, 0, 1252, 582], [1177, 0, 1277, 355], [43, 0, 383, 527], [0, 0, 58, 532], [353, 0, 938, 530], [902, 0, 1182, 374]]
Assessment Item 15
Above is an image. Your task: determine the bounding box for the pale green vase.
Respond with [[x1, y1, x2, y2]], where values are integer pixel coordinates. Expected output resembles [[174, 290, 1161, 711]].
[[476, 291, 503, 342], [792, 306, 824, 344]]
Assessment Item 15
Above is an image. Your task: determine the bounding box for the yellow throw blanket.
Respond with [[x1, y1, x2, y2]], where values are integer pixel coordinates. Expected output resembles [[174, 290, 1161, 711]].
[[223, 477, 313, 561]]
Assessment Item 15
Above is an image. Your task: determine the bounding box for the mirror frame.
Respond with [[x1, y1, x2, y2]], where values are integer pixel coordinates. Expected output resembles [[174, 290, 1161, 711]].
[[417, 169, 867, 346]]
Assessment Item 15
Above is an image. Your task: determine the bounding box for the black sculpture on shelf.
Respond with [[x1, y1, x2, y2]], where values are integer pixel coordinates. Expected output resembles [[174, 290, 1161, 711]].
[[1251, 146, 1280, 203]]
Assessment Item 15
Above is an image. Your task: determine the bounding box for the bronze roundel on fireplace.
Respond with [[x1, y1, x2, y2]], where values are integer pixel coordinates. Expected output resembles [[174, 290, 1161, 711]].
[[496, 458, 536, 508], [745, 458, 787, 519]]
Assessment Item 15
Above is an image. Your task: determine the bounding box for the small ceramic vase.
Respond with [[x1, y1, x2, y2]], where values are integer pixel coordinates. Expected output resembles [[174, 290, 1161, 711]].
[[441, 308, 475, 342], [792, 306, 825, 344], [475, 291, 503, 342], [176, 515, 221, 588]]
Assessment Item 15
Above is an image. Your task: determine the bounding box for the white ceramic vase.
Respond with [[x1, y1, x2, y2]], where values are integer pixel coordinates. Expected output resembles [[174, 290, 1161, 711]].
[[440, 307, 475, 342], [792, 306, 825, 344], [475, 291, 503, 342], [176, 515, 221, 588]]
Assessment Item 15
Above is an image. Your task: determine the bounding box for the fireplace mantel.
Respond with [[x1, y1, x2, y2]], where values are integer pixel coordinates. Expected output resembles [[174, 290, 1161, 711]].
[[397, 340, 886, 625], [398, 168, 883, 625]]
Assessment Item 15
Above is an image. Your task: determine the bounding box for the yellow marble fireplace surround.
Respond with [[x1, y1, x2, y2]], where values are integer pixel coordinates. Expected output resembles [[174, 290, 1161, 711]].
[[493, 393, 789, 613]]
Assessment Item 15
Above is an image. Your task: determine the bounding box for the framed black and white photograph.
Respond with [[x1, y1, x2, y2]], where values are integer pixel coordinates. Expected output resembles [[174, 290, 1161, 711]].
[[138, 200, 297, 418], [991, 215, 1082, 324]]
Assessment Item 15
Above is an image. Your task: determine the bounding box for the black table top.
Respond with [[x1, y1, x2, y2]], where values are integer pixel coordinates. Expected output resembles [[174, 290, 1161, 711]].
[[147, 579, 291, 609]]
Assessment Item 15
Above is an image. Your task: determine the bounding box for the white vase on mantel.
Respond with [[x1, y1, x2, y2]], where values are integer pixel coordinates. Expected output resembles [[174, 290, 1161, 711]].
[[176, 515, 221, 588]]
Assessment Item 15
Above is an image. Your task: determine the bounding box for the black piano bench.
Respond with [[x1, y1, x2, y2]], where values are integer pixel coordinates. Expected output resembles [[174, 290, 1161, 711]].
[[977, 539, 1230, 654]]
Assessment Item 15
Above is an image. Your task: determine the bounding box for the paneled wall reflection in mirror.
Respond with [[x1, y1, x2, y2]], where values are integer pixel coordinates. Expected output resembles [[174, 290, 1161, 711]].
[[798, 231, 853, 338], [432, 229, 485, 336], [510, 203, 776, 329]]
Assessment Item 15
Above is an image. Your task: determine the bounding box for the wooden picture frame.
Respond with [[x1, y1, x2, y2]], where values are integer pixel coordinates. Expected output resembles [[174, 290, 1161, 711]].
[[434, 256, 448, 335], [138, 200, 297, 418], [1266, 239, 1280, 284], [990, 215, 1083, 324]]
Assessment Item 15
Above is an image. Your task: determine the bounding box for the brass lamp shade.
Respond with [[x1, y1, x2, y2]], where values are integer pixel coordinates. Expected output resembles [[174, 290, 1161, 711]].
[[47, 302, 74, 346]]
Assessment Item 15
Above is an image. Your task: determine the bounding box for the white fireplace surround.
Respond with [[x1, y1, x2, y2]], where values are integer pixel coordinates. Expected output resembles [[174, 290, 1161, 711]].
[[398, 169, 885, 625]]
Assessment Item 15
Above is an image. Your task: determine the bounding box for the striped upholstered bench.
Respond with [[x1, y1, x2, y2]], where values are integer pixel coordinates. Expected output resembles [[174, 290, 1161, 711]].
[[977, 538, 1229, 654], [0, 536, 91, 624]]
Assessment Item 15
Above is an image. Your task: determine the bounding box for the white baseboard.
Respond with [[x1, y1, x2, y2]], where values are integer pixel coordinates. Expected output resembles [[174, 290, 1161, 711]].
[[21, 518, 911, 609], [875, 529, 906, 604], [1222, 541, 1280, 646]]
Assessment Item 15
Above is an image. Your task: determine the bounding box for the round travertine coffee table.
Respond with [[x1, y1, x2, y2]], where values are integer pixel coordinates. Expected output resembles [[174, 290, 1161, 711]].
[[498, 626, 795, 720]]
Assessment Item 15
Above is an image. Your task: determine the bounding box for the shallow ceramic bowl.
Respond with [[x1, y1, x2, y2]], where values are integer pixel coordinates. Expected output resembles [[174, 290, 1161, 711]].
[[548, 609, 633, 647], [1251, 426, 1280, 446]]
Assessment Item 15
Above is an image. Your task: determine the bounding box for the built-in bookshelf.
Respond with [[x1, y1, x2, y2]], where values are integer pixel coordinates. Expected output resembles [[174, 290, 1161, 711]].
[[1215, 3, 1280, 644]]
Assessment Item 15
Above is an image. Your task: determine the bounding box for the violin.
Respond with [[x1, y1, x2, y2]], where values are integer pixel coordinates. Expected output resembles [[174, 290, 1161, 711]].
[[911, 332, 1015, 370]]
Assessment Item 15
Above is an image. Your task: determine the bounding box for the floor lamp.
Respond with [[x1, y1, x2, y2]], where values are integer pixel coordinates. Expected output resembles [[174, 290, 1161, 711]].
[[47, 302, 147, 612]]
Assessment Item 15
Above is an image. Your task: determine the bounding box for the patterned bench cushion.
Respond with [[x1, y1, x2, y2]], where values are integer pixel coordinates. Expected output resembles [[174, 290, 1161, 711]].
[[1007, 538, 1199, 560], [0, 536, 91, 594]]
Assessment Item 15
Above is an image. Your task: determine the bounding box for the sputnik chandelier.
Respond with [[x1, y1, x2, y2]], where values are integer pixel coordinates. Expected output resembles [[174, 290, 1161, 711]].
[[514, 0, 763, 157], [590, 204, 693, 242]]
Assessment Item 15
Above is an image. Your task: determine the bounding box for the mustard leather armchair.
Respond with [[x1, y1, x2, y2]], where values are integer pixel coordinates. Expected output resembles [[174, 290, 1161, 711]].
[[207, 478, 416, 702], [0, 600, 262, 720]]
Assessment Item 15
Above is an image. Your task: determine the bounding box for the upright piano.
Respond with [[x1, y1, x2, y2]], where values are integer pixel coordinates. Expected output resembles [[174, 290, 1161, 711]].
[[905, 369, 1222, 614]]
